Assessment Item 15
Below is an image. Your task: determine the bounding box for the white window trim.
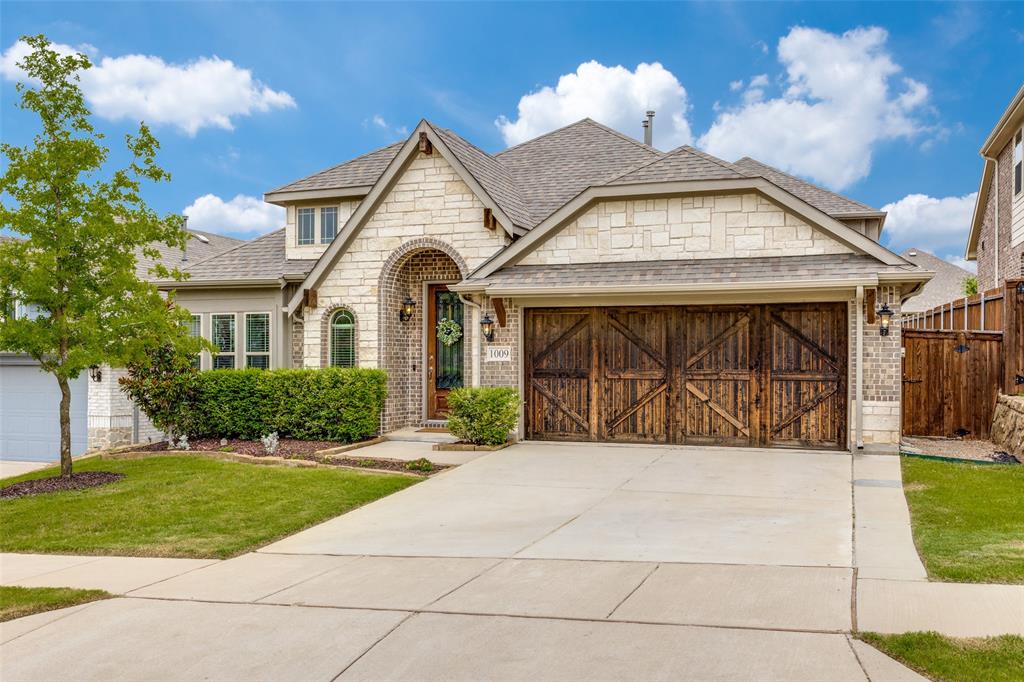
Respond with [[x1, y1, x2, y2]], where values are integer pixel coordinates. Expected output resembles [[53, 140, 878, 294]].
[[297, 207, 317, 246], [1013, 127, 1023, 198], [328, 308, 357, 368], [296, 204, 342, 246], [211, 313, 237, 370], [320, 206, 339, 244], [243, 311, 273, 369]]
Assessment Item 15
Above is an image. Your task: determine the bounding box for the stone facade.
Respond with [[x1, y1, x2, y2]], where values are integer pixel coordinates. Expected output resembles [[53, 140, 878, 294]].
[[977, 138, 1024, 289], [519, 193, 851, 265], [302, 151, 509, 369]]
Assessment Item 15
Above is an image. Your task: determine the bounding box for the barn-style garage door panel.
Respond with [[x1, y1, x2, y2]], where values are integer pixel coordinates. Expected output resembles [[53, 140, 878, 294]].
[[525, 304, 848, 449]]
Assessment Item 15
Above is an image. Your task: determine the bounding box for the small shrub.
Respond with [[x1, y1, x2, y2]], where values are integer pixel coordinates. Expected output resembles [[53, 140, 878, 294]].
[[120, 345, 202, 439], [175, 435, 190, 451], [261, 432, 280, 456], [446, 387, 519, 446], [404, 457, 434, 472], [218, 445, 235, 453]]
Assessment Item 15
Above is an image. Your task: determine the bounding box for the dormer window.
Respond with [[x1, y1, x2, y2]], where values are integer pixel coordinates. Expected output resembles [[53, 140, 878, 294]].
[[297, 206, 340, 245], [321, 207, 338, 242], [1014, 129, 1022, 196], [298, 208, 316, 246]]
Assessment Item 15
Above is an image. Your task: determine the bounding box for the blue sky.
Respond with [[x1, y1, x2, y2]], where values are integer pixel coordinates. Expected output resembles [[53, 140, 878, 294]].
[[2, 1, 1022, 267]]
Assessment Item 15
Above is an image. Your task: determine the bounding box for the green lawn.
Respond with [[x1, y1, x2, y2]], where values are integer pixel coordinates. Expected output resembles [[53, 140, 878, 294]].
[[0, 456, 418, 559], [860, 632, 1024, 682], [901, 456, 1024, 584], [0, 586, 110, 622]]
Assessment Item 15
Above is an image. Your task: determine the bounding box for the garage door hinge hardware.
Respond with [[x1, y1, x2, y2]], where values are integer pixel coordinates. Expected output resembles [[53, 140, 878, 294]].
[[953, 344, 969, 353]]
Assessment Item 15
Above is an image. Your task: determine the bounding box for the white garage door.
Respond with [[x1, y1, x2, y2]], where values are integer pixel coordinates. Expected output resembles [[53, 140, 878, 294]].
[[0, 361, 87, 462]]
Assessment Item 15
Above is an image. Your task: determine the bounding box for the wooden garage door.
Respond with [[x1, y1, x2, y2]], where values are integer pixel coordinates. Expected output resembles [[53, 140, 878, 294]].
[[524, 304, 847, 449]]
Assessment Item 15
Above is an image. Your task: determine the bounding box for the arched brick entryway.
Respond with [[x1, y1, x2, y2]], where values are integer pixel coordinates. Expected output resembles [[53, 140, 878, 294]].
[[378, 239, 470, 432]]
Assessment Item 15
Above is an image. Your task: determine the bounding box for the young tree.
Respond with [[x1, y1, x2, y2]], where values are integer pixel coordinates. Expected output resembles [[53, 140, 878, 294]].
[[963, 275, 979, 297], [0, 35, 204, 478]]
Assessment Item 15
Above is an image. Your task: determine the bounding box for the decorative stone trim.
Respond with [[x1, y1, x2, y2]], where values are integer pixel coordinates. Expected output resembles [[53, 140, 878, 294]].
[[101, 450, 319, 468], [992, 394, 1024, 457]]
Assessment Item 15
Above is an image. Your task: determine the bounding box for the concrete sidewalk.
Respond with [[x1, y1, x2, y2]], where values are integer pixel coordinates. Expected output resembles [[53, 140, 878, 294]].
[[1, 553, 216, 593]]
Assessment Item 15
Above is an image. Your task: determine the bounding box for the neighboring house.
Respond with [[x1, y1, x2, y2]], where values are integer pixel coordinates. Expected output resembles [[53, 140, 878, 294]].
[[966, 83, 1024, 289], [899, 249, 974, 313], [0, 229, 241, 461], [163, 118, 931, 452]]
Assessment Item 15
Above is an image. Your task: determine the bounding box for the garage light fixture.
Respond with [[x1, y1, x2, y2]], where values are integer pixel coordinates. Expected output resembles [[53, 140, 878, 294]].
[[88, 365, 102, 382], [877, 303, 894, 336], [399, 297, 416, 323], [480, 313, 496, 342]]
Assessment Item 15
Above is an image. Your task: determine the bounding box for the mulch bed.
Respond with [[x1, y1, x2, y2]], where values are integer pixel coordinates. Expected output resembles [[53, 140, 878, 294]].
[[328, 457, 450, 474], [138, 438, 342, 457], [902, 436, 1021, 464], [1, 472, 125, 500]]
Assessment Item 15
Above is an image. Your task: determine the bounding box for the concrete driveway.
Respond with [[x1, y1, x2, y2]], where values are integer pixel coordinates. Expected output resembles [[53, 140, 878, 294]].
[[1, 442, 926, 681]]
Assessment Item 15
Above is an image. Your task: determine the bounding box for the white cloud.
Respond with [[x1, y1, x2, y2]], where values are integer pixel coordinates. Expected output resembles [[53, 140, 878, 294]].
[[729, 79, 744, 92], [367, 114, 409, 139], [699, 26, 932, 190], [1, 39, 295, 135], [944, 255, 976, 273], [183, 194, 284, 235], [880, 192, 977, 254], [496, 61, 693, 149]]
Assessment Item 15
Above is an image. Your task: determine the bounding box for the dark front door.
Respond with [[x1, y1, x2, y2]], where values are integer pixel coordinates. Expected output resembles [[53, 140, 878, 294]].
[[427, 284, 464, 419]]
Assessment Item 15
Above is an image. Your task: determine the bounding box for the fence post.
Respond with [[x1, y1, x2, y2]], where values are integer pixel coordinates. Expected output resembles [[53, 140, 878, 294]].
[[980, 290, 986, 330], [1005, 279, 1022, 395]]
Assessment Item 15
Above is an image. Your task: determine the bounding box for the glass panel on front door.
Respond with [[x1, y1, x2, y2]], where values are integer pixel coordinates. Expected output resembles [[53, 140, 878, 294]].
[[434, 290, 464, 391]]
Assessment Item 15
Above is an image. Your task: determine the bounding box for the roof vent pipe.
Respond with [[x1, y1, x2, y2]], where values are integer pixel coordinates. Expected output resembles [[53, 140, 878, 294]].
[[644, 110, 655, 146]]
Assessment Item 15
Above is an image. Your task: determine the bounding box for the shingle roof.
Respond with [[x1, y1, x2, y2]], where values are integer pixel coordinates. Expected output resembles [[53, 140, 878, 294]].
[[899, 248, 973, 312], [731, 157, 879, 216], [493, 119, 662, 225], [465, 254, 920, 290], [181, 229, 313, 282], [136, 230, 241, 280], [268, 142, 404, 194], [432, 125, 535, 229], [606, 145, 746, 184]]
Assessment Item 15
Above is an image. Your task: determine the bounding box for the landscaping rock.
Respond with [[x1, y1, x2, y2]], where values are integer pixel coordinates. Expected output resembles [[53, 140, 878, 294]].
[[991, 395, 1024, 458]]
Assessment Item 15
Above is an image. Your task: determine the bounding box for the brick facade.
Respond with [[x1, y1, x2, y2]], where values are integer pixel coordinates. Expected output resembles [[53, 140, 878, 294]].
[[520, 193, 851, 265], [847, 286, 902, 448], [977, 138, 1024, 289]]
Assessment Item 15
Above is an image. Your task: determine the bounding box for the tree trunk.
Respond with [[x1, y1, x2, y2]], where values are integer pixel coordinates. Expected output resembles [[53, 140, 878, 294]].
[[58, 375, 73, 479]]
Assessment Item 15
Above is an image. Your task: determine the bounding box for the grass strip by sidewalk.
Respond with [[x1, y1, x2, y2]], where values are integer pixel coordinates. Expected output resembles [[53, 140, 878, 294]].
[[0, 455, 418, 559], [901, 456, 1024, 584], [859, 632, 1024, 682], [0, 586, 110, 622]]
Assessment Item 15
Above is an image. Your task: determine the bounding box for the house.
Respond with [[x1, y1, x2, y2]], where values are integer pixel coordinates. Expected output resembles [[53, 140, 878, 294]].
[[0, 229, 241, 461], [965, 83, 1024, 289], [162, 118, 932, 452], [899, 248, 974, 313]]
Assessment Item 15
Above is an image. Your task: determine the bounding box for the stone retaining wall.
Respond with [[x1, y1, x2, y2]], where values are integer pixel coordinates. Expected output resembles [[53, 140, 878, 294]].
[[991, 394, 1024, 457]]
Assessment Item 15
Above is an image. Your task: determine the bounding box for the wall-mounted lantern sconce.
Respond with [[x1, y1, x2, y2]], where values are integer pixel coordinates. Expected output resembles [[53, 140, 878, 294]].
[[399, 297, 416, 322], [877, 303, 894, 336], [480, 313, 496, 342], [88, 365, 102, 383]]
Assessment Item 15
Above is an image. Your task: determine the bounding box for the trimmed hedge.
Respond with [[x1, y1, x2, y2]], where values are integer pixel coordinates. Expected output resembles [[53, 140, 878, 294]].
[[189, 368, 386, 442], [447, 387, 519, 446]]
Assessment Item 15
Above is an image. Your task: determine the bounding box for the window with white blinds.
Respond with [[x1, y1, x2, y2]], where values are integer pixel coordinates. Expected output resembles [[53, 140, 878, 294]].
[[246, 313, 271, 369], [330, 309, 356, 368], [188, 314, 202, 369], [211, 314, 235, 369]]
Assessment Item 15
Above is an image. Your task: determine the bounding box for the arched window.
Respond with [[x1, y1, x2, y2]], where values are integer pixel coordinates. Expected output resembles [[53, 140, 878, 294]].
[[329, 309, 356, 368]]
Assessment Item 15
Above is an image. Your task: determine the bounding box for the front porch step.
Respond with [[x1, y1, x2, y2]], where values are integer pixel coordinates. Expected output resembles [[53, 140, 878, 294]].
[[384, 426, 457, 444]]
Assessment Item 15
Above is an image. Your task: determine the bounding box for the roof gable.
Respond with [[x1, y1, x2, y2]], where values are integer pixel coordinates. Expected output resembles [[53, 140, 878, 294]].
[[732, 157, 879, 217], [265, 142, 404, 201], [607, 145, 746, 184], [495, 119, 662, 226]]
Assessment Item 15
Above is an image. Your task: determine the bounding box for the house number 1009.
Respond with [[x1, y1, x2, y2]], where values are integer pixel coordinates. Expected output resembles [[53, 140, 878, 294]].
[[486, 346, 511, 362]]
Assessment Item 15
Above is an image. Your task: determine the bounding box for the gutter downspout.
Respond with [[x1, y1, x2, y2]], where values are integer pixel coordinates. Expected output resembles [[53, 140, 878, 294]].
[[856, 285, 864, 450], [458, 293, 482, 388]]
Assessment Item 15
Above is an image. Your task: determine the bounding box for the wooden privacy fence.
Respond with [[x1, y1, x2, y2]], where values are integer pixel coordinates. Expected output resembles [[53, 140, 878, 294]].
[[902, 330, 1004, 439], [903, 285, 1006, 332], [901, 279, 1023, 439]]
